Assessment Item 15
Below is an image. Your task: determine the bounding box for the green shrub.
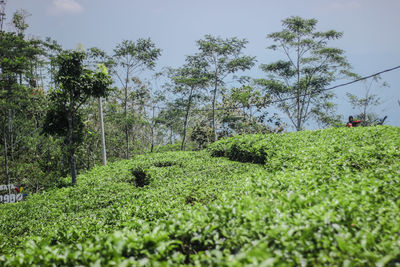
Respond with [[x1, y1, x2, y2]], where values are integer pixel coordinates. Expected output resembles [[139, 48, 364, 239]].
[[1, 126, 399, 265]]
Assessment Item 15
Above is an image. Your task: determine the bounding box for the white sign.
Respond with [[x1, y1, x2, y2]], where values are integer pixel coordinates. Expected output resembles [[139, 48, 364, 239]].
[[0, 184, 25, 204], [0, 193, 23, 203], [0, 184, 15, 191]]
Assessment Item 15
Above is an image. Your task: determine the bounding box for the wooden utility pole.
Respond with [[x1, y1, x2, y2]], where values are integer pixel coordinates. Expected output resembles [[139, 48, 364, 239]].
[[150, 105, 155, 153], [98, 97, 107, 165]]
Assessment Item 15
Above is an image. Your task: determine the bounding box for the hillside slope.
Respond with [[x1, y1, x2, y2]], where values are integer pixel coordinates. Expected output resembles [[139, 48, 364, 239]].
[[1, 126, 399, 266]]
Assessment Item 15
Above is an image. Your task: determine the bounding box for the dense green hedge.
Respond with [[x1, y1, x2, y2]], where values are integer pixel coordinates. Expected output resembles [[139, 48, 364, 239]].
[[0, 152, 264, 265], [208, 126, 400, 172], [1, 126, 399, 266]]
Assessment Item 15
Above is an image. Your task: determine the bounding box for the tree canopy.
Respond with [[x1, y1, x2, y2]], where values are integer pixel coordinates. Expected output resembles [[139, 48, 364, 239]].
[[43, 50, 112, 184], [257, 16, 356, 131]]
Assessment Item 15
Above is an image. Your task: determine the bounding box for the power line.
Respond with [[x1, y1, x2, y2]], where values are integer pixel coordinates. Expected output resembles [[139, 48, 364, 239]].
[[263, 65, 400, 107], [323, 65, 400, 92], [146, 65, 400, 112]]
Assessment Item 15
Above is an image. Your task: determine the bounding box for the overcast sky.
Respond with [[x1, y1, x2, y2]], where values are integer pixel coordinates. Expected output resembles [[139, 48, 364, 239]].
[[6, 0, 400, 128]]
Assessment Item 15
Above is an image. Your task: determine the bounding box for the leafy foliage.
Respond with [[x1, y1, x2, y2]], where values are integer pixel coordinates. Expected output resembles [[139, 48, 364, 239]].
[[195, 34, 256, 141], [43, 50, 112, 184], [257, 16, 356, 131], [112, 39, 161, 158], [1, 126, 400, 265], [166, 55, 211, 150], [0, 28, 67, 190]]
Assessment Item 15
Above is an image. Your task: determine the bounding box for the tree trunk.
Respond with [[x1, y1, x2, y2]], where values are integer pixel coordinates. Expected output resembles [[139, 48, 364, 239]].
[[124, 71, 130, 159], [212, 76, 218, 142], [98, 97, 107, 165], [3, 124, 10, 193], [181, 86, 194, 151], [296, 40, 301, 131], [67, 108, 77, 185], [86, 144, 91, 169], [8, 109, 14, 161], [150, 106, 155, 153]]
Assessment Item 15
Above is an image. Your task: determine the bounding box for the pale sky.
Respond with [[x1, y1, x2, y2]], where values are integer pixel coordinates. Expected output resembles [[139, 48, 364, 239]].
[[6, 0, 400, 128]]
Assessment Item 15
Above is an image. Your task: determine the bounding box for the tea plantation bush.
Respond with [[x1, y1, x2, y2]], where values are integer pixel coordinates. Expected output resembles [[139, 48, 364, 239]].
[[1, 126, 399, 266]]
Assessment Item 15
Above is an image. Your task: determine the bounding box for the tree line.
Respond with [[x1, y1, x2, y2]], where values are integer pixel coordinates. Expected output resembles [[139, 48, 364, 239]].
[[0, 9, 387, 188]]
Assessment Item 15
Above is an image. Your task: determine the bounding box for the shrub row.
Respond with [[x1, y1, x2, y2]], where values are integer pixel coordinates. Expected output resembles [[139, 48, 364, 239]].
[[208, 126, 400, 173], [1, 126, 399, 265]]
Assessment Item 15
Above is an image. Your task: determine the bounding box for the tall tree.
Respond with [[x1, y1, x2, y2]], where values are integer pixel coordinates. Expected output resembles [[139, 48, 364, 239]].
[[147, 75, 166, 153], [0, 7, 66, 191], [43, 50, 112, 185], [113, 39, 161, 158], [257, 16, 355, 131], [195, 35, 256, 141], [11, 9, 30, 36], [156, 99, 185, 145], [167, 56, 210, 150], [0, 28, 44, 187], [220, 84, 274, 135]]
